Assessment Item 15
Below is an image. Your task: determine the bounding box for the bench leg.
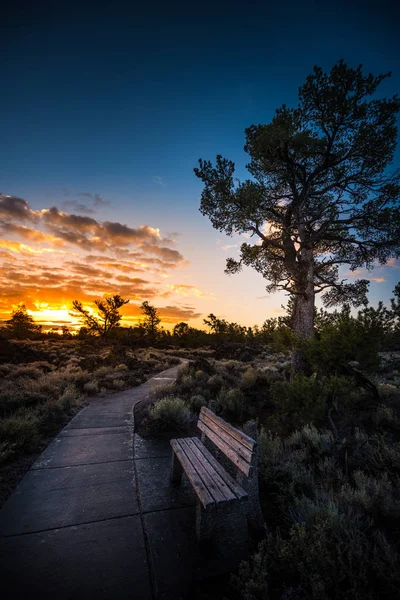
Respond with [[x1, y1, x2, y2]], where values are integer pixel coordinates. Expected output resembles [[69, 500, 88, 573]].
[[170, 450, 183, 484], [195, 503, 216, 543]]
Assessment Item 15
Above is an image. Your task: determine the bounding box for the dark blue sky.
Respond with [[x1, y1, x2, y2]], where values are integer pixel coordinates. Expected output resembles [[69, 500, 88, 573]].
[[2, 0, 399, 203], [1, 0, 399, 324]]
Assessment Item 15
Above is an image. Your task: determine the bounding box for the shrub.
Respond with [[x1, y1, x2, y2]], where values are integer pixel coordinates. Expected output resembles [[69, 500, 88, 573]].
[[235, 514, 400, 600], [0, 413, 40, 460], [37, 400, 64, 431], [152, 383, 175, 399], [83, 380, 99, 395], [58, 385, 82, 411], [269, 375, 356, 432], [240, 367, 258, 389], [6, 366, 43, 380], [340, 470, 400, 520], [112, 379, 125, 390], [207, 374, 225, 392], [149, 396, 193, 432], [217, 387, 247, 420], [187, 394, 207, 412]]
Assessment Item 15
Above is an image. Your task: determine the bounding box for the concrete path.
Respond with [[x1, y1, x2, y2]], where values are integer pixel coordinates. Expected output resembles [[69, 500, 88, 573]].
[[0, 361, 248, 599]]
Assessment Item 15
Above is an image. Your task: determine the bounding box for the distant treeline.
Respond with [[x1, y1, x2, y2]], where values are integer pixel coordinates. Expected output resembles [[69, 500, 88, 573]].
[[2, 284, 400, 357]]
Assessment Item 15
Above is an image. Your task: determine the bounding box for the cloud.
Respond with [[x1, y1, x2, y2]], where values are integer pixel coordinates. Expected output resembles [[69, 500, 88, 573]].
[[42, 207, 99, 231], [64, 261, 114, 279], [0, 194, 39, 221], [120, 303, 202, 324], [158, 305, 202, 323], [0, 194, 199, 327], [153, 176, 166, 187], [62, 201, 97, 215], [386, 258, 400, 269], [77, 192, 109, 207], [102, 223, 161, 245], [0, 221, 65, 247], [216, 239, 239, 251], [139, 244, 185, 263], [0, 239, 65, 256], [62, 192, 110, 215], [165, 231, 180, 239], [41, 207, 163, 251], [96, 261, 145, 274], [114, 275, 151, 284], [167, 284, 215, 298]]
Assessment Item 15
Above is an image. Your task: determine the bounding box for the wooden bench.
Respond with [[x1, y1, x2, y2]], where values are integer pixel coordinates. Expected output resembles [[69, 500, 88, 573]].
[[170, 406, 264, 541]]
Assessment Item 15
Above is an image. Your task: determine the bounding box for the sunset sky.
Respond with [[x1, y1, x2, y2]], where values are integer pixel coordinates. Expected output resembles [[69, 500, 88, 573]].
[[1, 1, 399, 332]]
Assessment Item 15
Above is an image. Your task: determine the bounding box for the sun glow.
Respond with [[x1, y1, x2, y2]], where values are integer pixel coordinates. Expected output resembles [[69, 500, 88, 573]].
[[27, 306, 78, 329]]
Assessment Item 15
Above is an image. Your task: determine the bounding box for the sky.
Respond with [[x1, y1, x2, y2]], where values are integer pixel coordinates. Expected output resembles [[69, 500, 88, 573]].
[[1, 0, 399, 332]]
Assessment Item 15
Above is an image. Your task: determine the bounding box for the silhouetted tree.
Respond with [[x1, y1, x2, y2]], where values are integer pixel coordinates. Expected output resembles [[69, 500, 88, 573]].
[[140, 301, 161, 340], [173, 322, 190, 338], [61, 325, 72, 338], [195, 60, 400, 371], [5, 304, 42, 340], [71, 295, 129, 337]]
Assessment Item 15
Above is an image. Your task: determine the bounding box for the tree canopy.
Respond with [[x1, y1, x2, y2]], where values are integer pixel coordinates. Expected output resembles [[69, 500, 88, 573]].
[[5, 304, 42, 339], [71, 295, 129, 337], [140, 301, 161, 339], [195, 60, 400, 364]]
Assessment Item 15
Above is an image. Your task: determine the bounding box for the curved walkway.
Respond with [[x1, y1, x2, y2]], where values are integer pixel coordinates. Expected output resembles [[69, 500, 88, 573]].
[[0, 360, 249, 599], [0, 362, 197, 600]]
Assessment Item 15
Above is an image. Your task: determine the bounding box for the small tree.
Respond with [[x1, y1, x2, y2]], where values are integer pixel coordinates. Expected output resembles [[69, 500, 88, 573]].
[[61, 325, 72, 338], [71, 295, 129, 337], [173, 322, 190, 338], [5, 304, 42, 339], [195, 60, 400, 371], [140, 301, 161, 340]]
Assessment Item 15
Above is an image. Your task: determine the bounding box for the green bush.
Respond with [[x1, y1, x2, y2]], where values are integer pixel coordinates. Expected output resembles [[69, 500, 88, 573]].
[[152, 383, 175, 399], [187, 394, 207, 412], [149, 396, 193, 432], [207, 373, 225, 392], [6, 366, 43, 380], [269, 374, 356, 432], [235, 514, 399, 600], [0, 413, 40, 461], [83, 380, 99, 395], [112, 378, 125, 390], [57, 384, 83, 411], [240, 367, 258, 389], [239, 420, 400, 600], [216, 387, 247, 420]]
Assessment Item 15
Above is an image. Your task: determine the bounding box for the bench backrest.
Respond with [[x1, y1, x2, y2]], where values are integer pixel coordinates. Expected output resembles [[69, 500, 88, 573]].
[[197, 406, 256, 477]]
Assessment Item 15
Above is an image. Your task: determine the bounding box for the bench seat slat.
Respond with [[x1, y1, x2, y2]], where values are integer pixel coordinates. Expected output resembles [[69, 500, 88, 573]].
[[191, 437, 248, 501], [182, 438, 237, 503], [198, 417, 253, 463], [197, 421, 253, 476], [200, 407, 256, 452], [170, 439, 215, 508], [178, 438, 231, 505]]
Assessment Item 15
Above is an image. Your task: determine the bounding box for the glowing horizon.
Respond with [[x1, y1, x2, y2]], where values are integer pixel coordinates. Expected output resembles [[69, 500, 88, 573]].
[[1, 191, 398, 336], [0, 193, 290, 333]]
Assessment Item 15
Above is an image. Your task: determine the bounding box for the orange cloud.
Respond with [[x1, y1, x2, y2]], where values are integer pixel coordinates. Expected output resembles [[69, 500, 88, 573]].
[[167, 284, 215, 298], [0, 222, 65, 247], [0, 239, 63, 255], [0, 195, 202, 329]]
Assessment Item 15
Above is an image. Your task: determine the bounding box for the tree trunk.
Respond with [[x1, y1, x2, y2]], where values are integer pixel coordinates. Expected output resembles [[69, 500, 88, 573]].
[[291, 260, 315, 374]]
